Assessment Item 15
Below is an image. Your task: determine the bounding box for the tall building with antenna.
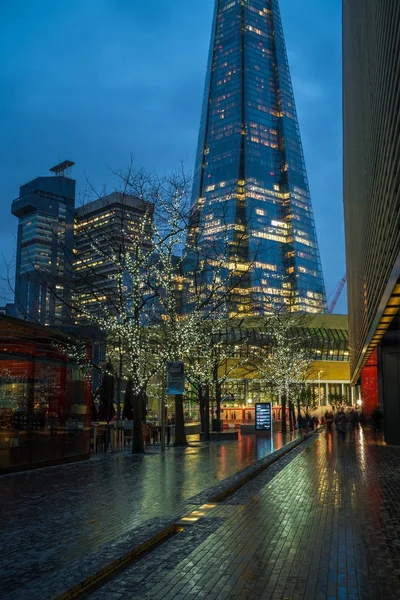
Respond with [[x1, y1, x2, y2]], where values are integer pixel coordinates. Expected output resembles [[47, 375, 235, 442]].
[[11, 161, 75, 325], [190, 0, 326, 314]]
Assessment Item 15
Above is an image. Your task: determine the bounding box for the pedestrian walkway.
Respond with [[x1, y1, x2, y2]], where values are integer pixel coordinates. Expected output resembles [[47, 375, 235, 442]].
[[0, 427, 300, 599], [87, 429, 400, 600]]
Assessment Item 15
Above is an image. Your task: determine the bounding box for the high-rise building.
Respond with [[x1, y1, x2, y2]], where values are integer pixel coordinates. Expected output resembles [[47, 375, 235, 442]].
[[74, 193, 153, 320], [343, 0, 400, 444], [190, 0, 326, 314], [11, 161, 75, 326]]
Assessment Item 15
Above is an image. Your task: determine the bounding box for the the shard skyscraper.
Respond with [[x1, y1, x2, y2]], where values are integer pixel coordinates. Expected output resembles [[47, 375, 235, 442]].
[[190, 0, 326, 314]]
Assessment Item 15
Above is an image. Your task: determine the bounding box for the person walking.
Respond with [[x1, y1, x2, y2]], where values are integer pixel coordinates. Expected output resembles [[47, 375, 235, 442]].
[[350, 409, 359, 430], [308, 414, 315, 430], [298, 413, 307, 437], [335, 409, 347, 440], [326, 411, 334, 432]]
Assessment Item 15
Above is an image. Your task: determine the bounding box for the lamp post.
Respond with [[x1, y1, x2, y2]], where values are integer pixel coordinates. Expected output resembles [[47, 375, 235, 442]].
[[318, 370, 323, 415]]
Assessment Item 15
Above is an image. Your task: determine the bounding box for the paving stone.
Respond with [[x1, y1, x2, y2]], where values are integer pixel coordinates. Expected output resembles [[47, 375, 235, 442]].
[[85, 429, 400, 600], [0, 430, 303, 599]]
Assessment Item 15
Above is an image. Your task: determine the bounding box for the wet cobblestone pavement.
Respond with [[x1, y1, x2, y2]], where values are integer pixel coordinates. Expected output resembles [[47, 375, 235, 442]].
[[86, 429, 400, 600], [0, 428, 299, 599]]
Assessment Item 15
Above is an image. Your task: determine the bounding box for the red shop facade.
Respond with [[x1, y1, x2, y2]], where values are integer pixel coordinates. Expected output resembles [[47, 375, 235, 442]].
[[0, 316, 91, 473], [361, 348, 379, 417]]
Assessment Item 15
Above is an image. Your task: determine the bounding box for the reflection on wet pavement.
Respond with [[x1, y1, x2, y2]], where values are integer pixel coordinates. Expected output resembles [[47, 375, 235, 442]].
[[0, 426, 299, 597], [88, 429, 400, 600]]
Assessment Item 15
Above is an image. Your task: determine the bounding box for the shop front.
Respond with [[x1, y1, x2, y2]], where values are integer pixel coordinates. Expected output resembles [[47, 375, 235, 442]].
[[0, 316, 91, 473]]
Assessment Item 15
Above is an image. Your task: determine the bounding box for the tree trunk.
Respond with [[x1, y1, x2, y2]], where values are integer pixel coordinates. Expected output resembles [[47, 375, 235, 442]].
[[291, 402, 296, 431], [199, 387, 205, 433], [204, 385, 210, 441], [297, 397, 301, 422], [116, 338, 123, 422], [132, 389, 144, 453], [216, 381, 222, 421], [289, 401, 293, 432], [174, 394, 188, 446], [281, 394, 287, 434], [116, 377, 121, 422]]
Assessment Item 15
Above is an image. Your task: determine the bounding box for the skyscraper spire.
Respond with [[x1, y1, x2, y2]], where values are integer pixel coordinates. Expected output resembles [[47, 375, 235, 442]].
[[191, 0, 326, 314]]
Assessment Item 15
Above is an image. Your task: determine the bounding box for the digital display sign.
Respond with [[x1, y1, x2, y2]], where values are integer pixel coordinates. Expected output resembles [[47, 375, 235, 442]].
[[255, 402, 272, 432]]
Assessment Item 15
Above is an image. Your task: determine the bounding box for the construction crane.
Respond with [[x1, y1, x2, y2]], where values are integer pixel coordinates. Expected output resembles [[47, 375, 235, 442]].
[[328, 274, 347, 314]]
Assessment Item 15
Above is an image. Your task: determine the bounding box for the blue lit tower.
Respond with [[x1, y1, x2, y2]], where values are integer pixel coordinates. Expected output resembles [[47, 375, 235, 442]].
[[191, 0, 326, 314]]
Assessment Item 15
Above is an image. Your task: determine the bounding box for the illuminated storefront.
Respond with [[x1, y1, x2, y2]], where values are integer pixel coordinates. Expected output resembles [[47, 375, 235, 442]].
[[148, 314, 351, 424], [218, 360, 350, 424], [0, 316, 91, 473]]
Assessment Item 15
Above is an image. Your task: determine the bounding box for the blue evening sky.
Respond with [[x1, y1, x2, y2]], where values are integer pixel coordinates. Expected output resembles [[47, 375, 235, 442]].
[[0, 0, 345, 312]]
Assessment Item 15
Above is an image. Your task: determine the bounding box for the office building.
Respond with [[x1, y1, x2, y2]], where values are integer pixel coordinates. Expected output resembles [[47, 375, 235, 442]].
[[189, 0, 326, 315], [343, 0, 400, 443], [145, 313, 351, 420], [219, 313, 350, 416], [74, 193, 153, 321], [11, 161, 75, 326]]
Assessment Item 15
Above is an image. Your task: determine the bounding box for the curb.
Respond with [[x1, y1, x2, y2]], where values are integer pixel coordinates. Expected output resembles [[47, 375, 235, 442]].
[[210, 428, 320, 503], [53, 524, 178, 600], [53, 428, 321, 599]]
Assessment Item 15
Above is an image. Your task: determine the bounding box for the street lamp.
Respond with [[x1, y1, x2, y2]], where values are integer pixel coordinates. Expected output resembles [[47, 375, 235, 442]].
[[318, 371, 323, 412]]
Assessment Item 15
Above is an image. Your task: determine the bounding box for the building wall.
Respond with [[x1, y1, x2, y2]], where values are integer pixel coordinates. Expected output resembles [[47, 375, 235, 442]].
[[12, 174, 75, 326], [343, 0, 400, 379], [74, 193, 153, 322], [361, 349, 378, 417], [311, 361, 350, 383], [190, 0, 326, 314], [378, 315, 400, 444]]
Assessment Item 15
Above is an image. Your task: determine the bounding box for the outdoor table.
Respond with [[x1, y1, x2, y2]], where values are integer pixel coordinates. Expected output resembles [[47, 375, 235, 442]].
[[91, 422, 113, 452], [91, 424, 106, 452]]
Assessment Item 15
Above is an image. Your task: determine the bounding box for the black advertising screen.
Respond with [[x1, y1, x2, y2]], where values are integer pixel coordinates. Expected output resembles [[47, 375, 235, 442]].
[[255, 402, 272, 432]]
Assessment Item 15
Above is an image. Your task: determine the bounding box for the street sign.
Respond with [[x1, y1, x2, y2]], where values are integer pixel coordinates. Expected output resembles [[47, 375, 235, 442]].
[[167, 361, 185, 395], [255, 402, 272, 432]]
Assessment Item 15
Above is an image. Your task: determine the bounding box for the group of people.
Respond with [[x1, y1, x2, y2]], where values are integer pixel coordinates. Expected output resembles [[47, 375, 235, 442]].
[[297, 413, 319, 434], [324, 407, 360, 438], [323, 405, 384, 439], [331, 408, 359, 438]]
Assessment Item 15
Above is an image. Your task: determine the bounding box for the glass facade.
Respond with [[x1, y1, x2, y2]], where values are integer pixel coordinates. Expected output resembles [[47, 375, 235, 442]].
[[191, 0, 326, 314], [11, 174, 75, 326], [74, 193, 153, 322], [0, 317, 91, 473], [218, 381, 351, 410]]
